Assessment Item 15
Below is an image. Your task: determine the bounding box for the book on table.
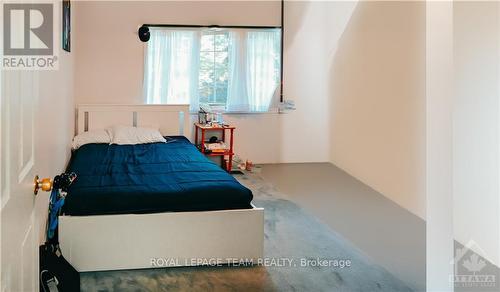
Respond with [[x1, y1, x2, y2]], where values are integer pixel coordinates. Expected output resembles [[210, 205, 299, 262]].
[[204, 142, 228, 151]]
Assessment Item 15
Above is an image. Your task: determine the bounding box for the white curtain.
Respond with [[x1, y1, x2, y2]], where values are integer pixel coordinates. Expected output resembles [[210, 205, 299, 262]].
[[144, 30, 169, 105], [144, 28, 280, 113], [226, 30, 249, 112], [245, 30, 280, 112], [144, 29, 200, 111]]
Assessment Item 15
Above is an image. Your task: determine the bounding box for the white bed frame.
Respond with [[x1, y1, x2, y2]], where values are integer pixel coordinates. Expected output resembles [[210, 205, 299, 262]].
[[59, 104, 264, 272]]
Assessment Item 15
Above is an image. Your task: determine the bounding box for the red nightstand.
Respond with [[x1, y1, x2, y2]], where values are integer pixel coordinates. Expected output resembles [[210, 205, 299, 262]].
[[194, 123, 235, 172]]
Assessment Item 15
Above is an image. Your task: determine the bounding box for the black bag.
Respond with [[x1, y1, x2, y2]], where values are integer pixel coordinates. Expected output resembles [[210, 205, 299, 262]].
[[39, 244, 80, 292]]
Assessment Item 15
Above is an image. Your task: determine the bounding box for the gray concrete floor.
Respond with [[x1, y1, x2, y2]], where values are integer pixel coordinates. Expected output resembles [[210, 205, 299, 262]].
[[81, 169, 414, 292], [259, 162, 426, 292]]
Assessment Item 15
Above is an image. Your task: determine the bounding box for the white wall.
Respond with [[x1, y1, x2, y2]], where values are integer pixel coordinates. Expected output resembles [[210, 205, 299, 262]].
[[74, 0, 330, 163], [426, 1, 454, 290], [453, 1, 500, 267], [34, 0, 76, 243], [327, 1, 426, 219], [74, 1, 429, 218]]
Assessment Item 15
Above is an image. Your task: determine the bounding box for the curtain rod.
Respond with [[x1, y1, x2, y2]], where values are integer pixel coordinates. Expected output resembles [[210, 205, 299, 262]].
[[142, 24, 281, 29]]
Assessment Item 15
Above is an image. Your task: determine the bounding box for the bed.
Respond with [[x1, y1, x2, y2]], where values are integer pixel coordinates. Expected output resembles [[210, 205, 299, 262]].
[[58, 104, 264, 272], [63, 136, 253, 216]]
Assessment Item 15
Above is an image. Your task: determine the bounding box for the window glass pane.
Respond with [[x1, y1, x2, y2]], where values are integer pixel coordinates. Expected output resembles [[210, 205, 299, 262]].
[[199, 32, 229, 106], [214, 52, 228, 81], [214, 33, 229, 52], [200, 51, 214, 71], [214, 51, 228, 65], [199, 69, 213, 104], [200, 34, 214, 52], [214, 51, 228, 104], [215, 84, 228, 104], [199, 51, 214, 103]]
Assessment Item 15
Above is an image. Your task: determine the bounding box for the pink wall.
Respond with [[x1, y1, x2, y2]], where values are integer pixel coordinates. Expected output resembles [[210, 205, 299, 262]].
[[74, 1, 331, 164], [74, 1, 280, 104]]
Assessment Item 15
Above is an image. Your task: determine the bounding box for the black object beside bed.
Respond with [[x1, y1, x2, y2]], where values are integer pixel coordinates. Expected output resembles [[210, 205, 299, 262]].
[[62, 136, 253, 216]]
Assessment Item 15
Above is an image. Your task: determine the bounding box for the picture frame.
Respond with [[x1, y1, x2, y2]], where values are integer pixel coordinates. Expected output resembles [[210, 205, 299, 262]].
[[62, 0, 71, 52]]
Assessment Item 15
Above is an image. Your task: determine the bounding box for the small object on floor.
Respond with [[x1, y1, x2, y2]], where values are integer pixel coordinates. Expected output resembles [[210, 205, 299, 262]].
[[40, 243, 80, 292], [245, 160, 253, 171]]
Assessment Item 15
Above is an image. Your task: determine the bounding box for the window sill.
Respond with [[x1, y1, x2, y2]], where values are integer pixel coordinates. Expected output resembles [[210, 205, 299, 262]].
[[189, 110, 280, 115]]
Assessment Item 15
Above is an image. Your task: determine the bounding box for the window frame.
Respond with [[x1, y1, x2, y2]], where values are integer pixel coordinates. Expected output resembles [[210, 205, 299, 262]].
[[143, 25, 283, 114], [199, 30, 230, 107]]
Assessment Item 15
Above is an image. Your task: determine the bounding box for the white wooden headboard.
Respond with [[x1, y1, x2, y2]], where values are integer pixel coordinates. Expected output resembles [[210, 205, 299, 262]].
[[77, 104, 191, 139]]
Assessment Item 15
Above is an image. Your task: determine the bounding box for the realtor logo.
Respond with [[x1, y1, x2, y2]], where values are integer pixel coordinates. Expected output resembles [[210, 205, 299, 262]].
[[2, 2, 58, 70], [451, 240, 498, 290]]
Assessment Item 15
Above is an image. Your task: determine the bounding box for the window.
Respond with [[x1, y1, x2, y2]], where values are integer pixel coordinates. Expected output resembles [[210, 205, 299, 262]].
[[144, 27, 281, 112], [199, 32, 230, 107]]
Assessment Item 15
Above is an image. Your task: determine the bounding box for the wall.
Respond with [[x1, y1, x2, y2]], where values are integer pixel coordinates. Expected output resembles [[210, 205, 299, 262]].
[[328, 1, 426, 219], [453, 1, 499, 267], [74, 1, 428, 218], [73, 0, 331, 163], [426, 1, 454, 290], [34, 0, 76, 243]]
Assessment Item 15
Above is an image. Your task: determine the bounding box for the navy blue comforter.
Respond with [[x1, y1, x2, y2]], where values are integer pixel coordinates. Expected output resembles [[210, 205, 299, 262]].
[[62, 136, 253, 216]]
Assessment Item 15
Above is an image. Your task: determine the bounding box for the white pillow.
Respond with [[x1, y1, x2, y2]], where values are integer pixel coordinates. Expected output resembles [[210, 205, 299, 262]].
[[109, 125, 166, 145], [72, 129, 111, 149]]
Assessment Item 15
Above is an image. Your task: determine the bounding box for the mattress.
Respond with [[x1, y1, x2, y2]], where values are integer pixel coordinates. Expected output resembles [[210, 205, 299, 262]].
[[62, 136, 253, 216]]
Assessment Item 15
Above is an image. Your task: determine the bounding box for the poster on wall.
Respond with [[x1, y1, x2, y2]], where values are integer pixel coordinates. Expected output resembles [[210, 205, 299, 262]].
[[62, 0, 71, 52]]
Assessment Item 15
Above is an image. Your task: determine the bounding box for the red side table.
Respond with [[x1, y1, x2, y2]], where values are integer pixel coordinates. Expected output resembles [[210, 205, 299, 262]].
[[194, 123, 235, 172]]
